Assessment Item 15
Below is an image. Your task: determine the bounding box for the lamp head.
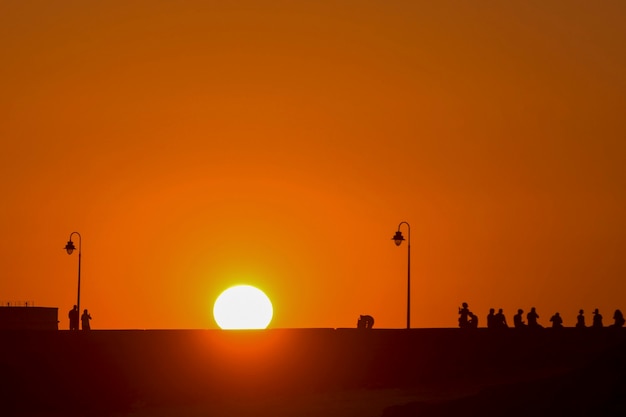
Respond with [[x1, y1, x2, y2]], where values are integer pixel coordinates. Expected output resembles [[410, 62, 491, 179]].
[[65, 240, 76, 255], [392, 231, 405, 246]]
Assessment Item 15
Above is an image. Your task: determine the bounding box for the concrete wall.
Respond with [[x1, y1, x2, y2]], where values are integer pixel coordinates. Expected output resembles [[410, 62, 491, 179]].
[[0, 328, 623, 415]]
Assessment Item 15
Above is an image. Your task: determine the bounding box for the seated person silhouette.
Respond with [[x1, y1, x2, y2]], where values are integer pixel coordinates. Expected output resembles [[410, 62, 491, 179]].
[[487, 308, 496, 329], [357, 315, 374, 329], [468, 312, 478, 329], [576, 309, 586, 328], [458, 302, 470, 328], [495, 308, 508, 328], [513, 309, 526, 328], [550, 312, 563, 328], [612, 309, 625, 328], [592, 308, 603, 328], [527, 307, 542, 328]]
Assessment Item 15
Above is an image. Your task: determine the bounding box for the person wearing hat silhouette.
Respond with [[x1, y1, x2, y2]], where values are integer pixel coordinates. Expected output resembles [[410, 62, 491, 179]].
[[576, 309, 586, 328], [592, 308, 603, 328]]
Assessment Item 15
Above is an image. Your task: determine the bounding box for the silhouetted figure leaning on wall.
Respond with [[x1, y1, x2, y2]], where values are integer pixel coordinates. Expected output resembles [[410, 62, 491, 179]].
[[357, 314, 374, 329], [514, 309, 526, 328], [495, 308, 508, 328], [612, 309, 625, 328], [458, 302, 471, 328], [592, 308, 603, 328], [527, 307, 543, 329], [550, 312, 563, 328], [81, 309, 92, 330], [576, 309, 586, 328]]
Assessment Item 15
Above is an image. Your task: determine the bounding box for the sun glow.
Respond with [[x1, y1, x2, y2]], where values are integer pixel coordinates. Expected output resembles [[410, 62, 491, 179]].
[[213, 285, 273, 329]]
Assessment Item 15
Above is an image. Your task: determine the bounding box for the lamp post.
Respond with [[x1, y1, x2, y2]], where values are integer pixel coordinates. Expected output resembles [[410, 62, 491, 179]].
[[392, 222, 410, 329], [64, 232, 82, 325]]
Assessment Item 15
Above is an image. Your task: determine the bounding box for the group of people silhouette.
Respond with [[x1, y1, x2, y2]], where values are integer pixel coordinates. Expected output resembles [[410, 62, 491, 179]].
[[459, 303, 625, 329], [68, 305, 92, 330], [357, 314, 375, 329], [458, 302, 481, 328]]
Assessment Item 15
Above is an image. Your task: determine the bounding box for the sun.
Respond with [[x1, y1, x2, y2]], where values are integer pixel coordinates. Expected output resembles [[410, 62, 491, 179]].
[[213, 285, 273, 329]]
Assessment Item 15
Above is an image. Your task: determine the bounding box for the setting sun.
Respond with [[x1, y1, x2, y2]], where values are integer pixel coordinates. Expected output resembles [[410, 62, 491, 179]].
[[213, 285, 273, 329]]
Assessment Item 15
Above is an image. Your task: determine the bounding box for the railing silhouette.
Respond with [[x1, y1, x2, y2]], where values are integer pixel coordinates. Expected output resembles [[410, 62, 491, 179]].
[[0, 301, 35, 307]]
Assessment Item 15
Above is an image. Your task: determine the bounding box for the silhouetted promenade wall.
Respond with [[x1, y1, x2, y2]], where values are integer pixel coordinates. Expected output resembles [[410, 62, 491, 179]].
[[0, 328, 624, 415]]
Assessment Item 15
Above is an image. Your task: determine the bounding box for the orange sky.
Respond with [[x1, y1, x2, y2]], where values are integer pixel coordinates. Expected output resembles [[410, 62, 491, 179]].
[[1, 1, 625, 329]]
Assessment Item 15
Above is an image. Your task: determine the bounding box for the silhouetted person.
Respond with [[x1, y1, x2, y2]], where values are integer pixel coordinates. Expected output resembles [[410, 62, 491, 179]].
[[487, 308, 496, 329], [468, 312, 478, 328], [514, 309, 526, 328], [458, 302, 470, 328], [68, 305, 79, 331], [592, 308, 603, 328], [357, 315, 374, 329], [612, 309, 625, 328], [495, 308, 508, 328], [550, 312, 563, 328], [576, 309, 586, 328], [81, 309, 92, 330], [527, 307, 542, 328]]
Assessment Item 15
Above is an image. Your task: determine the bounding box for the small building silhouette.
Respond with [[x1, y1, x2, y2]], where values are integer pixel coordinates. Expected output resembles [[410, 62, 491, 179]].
[[0, 306, 59, 330]]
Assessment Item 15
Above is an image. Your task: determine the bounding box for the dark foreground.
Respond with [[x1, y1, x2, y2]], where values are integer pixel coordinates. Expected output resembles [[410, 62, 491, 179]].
[[0, 328, 625, 416]]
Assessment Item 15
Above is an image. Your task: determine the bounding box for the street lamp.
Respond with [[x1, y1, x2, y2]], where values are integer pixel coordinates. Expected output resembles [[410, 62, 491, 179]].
[[64, 232, 82, 327], [392, 222, 410, 329]]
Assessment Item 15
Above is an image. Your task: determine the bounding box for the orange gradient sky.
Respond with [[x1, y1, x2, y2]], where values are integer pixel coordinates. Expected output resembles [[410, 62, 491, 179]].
[[1, 1, 625, 329]]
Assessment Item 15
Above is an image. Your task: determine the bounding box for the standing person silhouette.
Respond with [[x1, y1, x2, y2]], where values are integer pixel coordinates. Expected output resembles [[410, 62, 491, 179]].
[[495, 308, 508, 328], [81, 309, 92, 330], [68, 305, 79, 331], [527, 307, 542, 328], [576, 309, 586, 328], [592, 308, 603, 328], [458, 302, 470, 328], [514, 309, 526, 328]]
